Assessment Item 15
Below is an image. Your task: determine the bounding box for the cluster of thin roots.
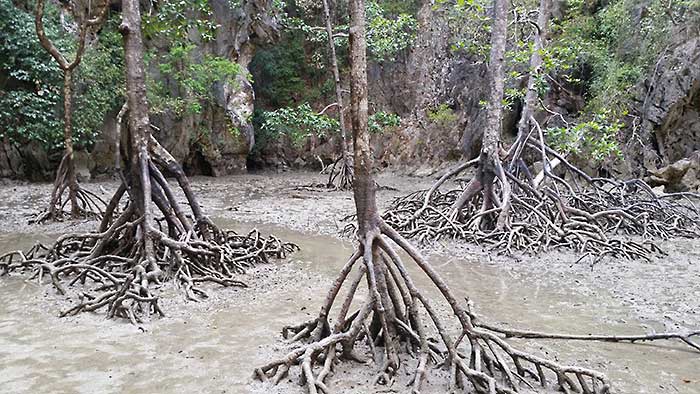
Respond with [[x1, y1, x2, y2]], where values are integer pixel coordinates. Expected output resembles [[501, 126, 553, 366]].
[[1, 138, 298, 324], [298, 154, 354, 192], [254, 220, 696, 394], [33, 153, 107, 223], [1, 208, 297, 324], [384, 133, 700, 263], [325, 154, 354, 191]]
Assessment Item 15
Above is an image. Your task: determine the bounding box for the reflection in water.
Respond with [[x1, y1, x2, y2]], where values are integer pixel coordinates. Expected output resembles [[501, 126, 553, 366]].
[[0, 223, 697, 394]]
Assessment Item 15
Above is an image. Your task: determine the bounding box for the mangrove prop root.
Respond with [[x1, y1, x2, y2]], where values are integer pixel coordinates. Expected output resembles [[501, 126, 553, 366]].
[[252, 219, 697, 394], [383, 132, 700, 262], [470, 313, 700, 353], [1, 139, 298, 324], [294, 155, 355, 192], [0, 225, 297, 324], [326, 154, 354, 191], [33, 153, 108, 223]]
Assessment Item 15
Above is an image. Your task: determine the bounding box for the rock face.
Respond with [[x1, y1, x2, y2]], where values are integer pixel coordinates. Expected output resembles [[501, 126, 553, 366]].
[[1, 1, 280, 180], [4, 2, 699, 181], [0, 140, 52, 181], [374, 5, 700, 179], [0, 141, 24, 179], [73, 0, 279, 178], [646, 151, 700, 193], [368, 2, 491, 174], [151, 0, 280, 176], [90, 108, 120, 178], [247, 1, 491, 174], [627, 28, 700, 175]]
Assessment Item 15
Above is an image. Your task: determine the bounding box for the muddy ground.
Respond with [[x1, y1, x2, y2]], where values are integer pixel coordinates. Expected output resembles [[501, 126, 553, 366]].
[[0, 171, 698, 394]]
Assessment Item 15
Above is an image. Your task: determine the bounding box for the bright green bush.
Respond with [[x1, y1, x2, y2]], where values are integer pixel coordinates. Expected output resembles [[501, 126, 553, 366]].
[[546, 110, 624, 163], [261, 103, 400, 147], [261, 103, 340, 147], [369, 111, 401, 133], [427, 103, 458, 128]]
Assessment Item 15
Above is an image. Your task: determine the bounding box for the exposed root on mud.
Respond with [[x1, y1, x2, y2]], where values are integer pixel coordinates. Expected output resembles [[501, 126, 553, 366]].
[[384, 123, 700, 262], [0, 137, 298, 324], [254, 219, 633, 394], [324, 154, 354, 191], [294, 155, 355, 192], [468, 309, 700, 354], [300, 154, 394, 193], [33, 153, 108, 223]]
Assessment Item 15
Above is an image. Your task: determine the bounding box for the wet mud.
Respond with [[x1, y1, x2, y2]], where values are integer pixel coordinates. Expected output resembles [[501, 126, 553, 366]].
[[0, 172, 698, 393]]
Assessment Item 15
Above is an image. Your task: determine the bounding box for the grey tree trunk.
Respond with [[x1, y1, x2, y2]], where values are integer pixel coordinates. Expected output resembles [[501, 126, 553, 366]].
[[120, 0, 156, 260], [348, 0, 378, 232], [449, 0, 510, 228], [322, 0, 354, 189], [513, 0, 550, 157], [481, 0, 508, 167], [322, 0, 350, 158]]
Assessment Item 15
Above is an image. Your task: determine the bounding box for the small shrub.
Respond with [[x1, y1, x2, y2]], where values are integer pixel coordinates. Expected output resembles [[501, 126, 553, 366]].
[[427, 104, 458, 128], [546, 110, 623, 163], [369, 111, 401, 134]]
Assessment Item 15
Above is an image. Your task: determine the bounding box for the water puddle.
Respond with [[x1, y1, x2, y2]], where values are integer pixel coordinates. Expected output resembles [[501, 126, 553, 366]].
[[0, 222, 697, 394]]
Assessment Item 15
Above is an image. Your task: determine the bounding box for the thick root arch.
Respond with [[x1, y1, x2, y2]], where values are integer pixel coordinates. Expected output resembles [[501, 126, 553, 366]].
[[255, 219, 625, 394]]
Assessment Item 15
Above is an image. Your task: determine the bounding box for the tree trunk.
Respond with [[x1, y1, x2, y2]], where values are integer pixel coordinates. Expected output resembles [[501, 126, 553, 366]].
[[511, 0, 550, 170], [384, 0, 699, 263], [449, 0, 509, 228], [257, 5, 626, 392], [121, 0, 158, 261], [63, 70, 80, 217], [322, 0, 350, 158], [348, 0, 377, 232], [322, 0, 354, 190], [481, 0, 508, 176], [34, 0, 108, 221]]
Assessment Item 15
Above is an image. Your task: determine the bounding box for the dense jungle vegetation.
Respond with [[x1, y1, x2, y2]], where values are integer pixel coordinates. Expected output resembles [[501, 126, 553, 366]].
[[0, 1, 699, 394]]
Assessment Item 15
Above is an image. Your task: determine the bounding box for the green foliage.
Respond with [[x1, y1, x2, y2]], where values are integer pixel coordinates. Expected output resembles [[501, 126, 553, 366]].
[[144, 1, 244, 117], [251, 0, 412, 152], [282, 0, 417, 63], [503, 87, 526, 110], [0, 1, 125, 153], [365, 1, 417, 61], [0, 0, 64, 151], [261, 103, 339, 146], [551, 0, 699, 114], [537, 0, 698, 163], [427, 103, 458, 128], [143, 0, 220, 42], [154, 45, 243, 116], [72, 19, 125, 150], [437, 0, 697, 166], [1, 0, 248, 157], [380, 0, 421, 16], [546, 110, 624, 163], [260, 104, 400, 147], [369, 111, 401, 133], [436, 0, 491, 59]]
